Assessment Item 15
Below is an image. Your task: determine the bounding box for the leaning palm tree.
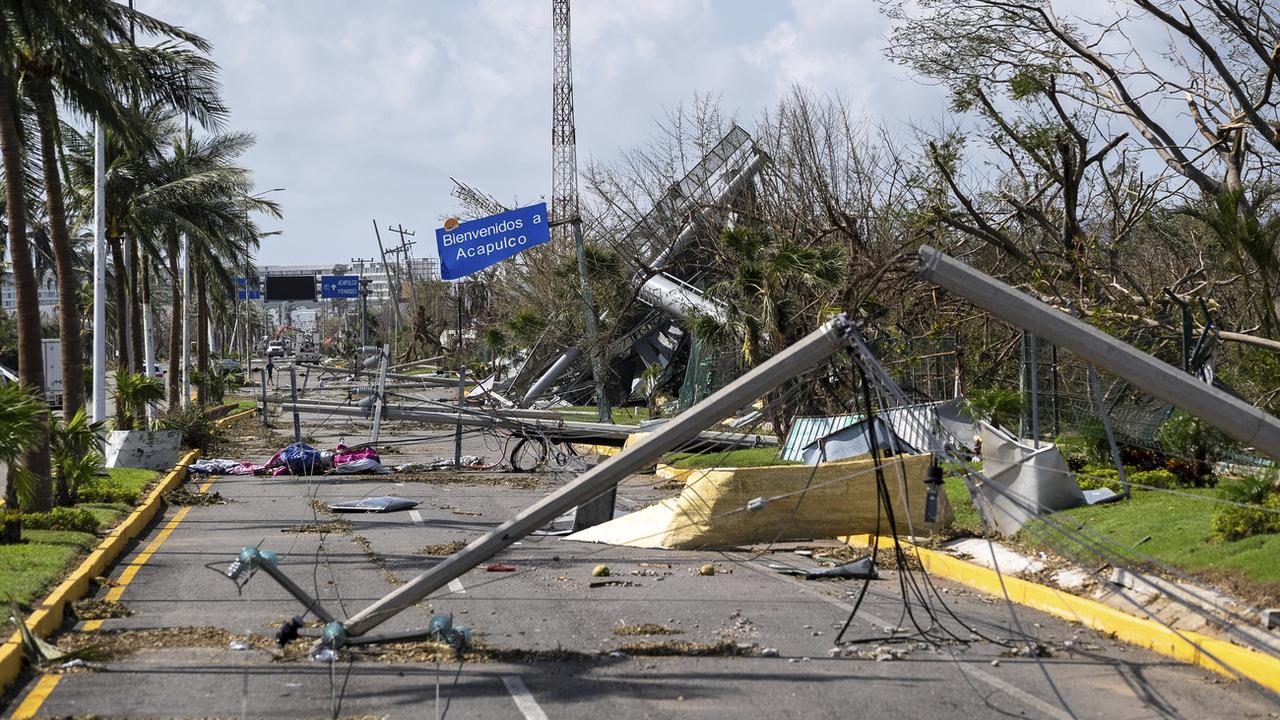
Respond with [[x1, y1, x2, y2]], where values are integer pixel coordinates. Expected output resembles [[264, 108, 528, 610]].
[[68, 120, 279, 408], [141, 130, 278, 408]]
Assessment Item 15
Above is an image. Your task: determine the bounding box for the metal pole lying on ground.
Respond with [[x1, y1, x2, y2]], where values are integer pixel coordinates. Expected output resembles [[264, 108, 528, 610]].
[[340, 313, 854, 638], [918, 245, 1280, 462]]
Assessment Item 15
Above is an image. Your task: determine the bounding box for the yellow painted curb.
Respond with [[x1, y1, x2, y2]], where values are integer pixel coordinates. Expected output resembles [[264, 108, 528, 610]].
[[655, 463, 699, 483], [843, 534, 1280, 693], [0, 449, 200, 698]]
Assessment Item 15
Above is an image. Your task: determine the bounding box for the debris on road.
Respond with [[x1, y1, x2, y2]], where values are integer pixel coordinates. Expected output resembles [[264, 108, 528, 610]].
[[612, 624, 681, 636], [328, 495, 419, 513], [419, 540, 467, 556], [164, 488, 227, 506], [72, 599, 132, 620]]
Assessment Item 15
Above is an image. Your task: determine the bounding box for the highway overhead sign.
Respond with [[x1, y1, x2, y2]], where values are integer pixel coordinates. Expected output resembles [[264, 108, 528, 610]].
[[321, 275, 360, 299]]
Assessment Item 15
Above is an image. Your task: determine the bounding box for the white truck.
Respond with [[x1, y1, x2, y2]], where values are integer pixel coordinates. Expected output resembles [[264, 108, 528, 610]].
[[42, 338, 63, 406]]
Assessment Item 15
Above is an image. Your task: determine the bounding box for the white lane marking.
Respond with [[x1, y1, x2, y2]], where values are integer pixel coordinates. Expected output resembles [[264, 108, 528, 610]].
[[957, 663, 1075, 720], [502, 675, 549, 720], [408, 510, 423, 525], [448, 578, 466, 595]]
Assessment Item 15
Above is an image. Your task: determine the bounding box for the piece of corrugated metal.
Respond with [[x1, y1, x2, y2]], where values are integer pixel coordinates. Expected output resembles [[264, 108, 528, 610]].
[[781, 404, 941, 462], [781, 415, 859, 461]]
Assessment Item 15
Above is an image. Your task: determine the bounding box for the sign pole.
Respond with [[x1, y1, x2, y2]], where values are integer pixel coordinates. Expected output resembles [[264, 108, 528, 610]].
[[572, 219, 612, 423]]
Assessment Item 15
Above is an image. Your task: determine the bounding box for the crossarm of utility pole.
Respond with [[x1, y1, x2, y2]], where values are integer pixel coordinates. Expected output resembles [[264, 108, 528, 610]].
[[340, 313, 855, 637]]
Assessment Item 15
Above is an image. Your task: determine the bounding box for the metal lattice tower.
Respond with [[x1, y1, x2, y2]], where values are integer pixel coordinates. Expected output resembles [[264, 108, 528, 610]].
[[551, 0, 578, 238]]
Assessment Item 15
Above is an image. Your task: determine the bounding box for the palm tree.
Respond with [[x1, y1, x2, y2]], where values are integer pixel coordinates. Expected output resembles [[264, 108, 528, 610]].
[[0, 68, 51, 510], [6, 0, 224, 422], [66, 118, 279, 409]]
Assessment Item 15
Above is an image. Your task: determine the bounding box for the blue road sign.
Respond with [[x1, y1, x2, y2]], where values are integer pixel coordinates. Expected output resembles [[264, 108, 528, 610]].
[[321, 275, 360, 299], [436, 202, 551, 280], [234, 277, 261, 299]]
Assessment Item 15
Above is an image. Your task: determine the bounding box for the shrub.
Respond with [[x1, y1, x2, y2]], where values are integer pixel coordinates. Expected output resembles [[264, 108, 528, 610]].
[[192, 370, 228, 404], [0, 382, 45, 512], [1054, 433, 1092, 471], [965, 387, 1021, 431], [1127, 469, 1180, 489], [51, 409, 107, 505], [1210, 474, 1280, 541], [21, 507, 100, 533], [155, 404, 224, 452], [1158, 410, 1238, 482], [112, 372, 165, 431], [77, 476, 141, 505], [1075, 464, 1132, 491]]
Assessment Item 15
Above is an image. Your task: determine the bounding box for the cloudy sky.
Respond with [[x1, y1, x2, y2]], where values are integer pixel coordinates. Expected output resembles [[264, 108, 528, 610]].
[[135, 0, 949, 266]]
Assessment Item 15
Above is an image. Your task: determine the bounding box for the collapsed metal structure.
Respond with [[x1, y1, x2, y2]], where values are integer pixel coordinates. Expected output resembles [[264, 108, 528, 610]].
[[510, 125, 766, 409]]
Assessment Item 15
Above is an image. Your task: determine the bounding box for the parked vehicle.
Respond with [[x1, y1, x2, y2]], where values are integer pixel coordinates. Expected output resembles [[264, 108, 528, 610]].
[[266, 342, 286, 358], [295, 341, 320, 363], [42, 338, 63, 406]]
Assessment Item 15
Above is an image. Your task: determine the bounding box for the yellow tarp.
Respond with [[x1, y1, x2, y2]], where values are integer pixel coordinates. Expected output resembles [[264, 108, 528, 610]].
[[566, 453, 951, 549]]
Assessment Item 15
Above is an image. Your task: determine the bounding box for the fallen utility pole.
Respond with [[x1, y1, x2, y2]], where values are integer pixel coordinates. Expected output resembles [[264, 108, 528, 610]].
[[918, 245, 1280, 463], [283, 399, 776, 450], [338, 313, 854, 638]]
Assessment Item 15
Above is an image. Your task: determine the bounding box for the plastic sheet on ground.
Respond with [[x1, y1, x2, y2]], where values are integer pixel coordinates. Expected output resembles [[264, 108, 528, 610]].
[[331, 458, 390, 474], [328, 495, 418, 513], [266, 443, 330, 476], [189, 459, 259, 475], [565, 453, 949, 550], [392, 456, 485, 472]]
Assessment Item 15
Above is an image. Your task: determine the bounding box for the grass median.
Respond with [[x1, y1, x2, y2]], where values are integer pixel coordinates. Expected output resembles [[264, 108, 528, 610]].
[[1, 467, 161, 623], [940, 465, 1279, 603]]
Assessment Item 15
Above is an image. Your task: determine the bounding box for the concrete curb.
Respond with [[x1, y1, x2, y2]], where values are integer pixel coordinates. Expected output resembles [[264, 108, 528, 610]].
[[0, 407, 254, 698], [843, 534, 1280, 694], [0, 449, 199, 694]]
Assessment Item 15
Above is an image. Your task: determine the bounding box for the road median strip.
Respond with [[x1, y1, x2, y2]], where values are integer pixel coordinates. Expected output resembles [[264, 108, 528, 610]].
[[843, 533, 1280, 694]]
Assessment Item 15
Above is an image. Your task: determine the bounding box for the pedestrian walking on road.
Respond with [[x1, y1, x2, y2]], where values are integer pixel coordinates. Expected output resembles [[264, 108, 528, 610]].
[[266, 357, 275, 387]]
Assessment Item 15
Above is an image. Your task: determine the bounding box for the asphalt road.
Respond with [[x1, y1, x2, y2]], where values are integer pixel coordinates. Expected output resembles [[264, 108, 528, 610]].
[[3, 404, 1278, 719]]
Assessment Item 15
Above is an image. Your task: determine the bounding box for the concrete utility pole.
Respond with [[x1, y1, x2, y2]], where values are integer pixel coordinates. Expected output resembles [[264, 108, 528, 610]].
[[350, 257, 373, 350], [573, 219, 611, 423], [340, 314, 855, 638], [91, 119, 107, 423], [387, 224, 418, 312], [917, 245, 1280, 463], [372, 220, 401, 358]]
